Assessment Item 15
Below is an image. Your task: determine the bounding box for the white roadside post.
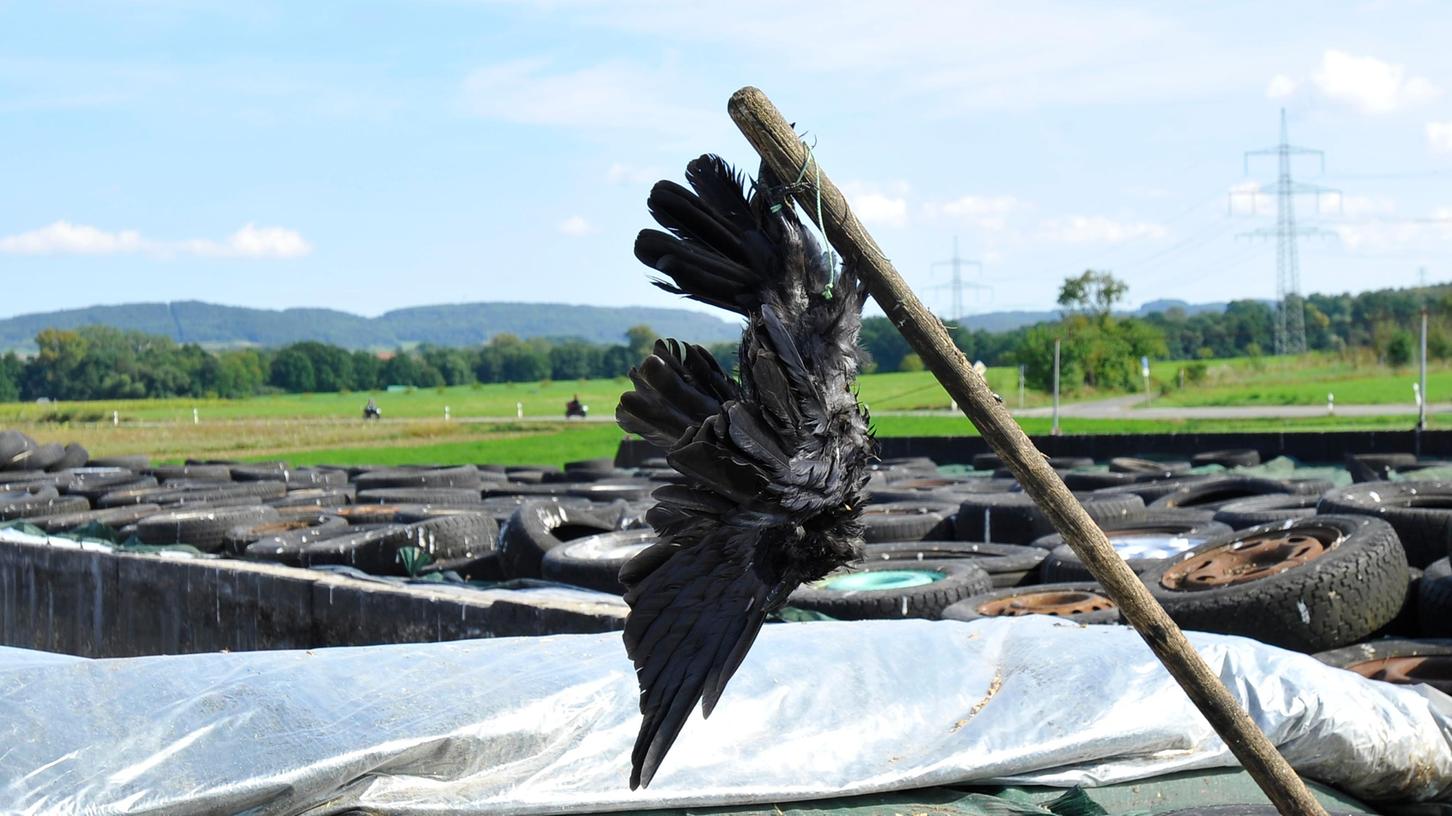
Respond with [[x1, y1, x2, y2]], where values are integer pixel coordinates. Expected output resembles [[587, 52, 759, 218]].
[[1141, 355, 1151, 406], [1327, 393, 1334, 416], [193, 408, 199, 425], [1052, 339, 1061, 436], [516, 401, 523, 419], [445, 405, 451, 422], [112, 410, 119, 427], [1421, 306, 1429, 432]]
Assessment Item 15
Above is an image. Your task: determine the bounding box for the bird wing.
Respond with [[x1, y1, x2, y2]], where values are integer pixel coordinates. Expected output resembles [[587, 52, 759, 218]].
[[619, 515, 784, 790]]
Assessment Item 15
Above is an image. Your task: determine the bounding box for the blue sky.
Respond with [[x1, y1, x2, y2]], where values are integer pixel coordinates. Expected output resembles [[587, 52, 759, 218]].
[[2, 1, 1451, 322]]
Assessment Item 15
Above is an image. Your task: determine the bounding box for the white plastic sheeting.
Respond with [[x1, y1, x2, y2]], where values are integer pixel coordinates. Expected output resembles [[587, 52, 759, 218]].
[[2, 616, 1449, 815]]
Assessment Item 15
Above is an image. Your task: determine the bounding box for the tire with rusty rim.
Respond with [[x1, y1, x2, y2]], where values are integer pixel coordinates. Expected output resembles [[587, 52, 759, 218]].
[[1139, 515, 1409, 652], [1314, 638, 1452, 696], [1318, 481, 1452, 567], [788, 561, 992, 620], [940, 581, 1120, 625]]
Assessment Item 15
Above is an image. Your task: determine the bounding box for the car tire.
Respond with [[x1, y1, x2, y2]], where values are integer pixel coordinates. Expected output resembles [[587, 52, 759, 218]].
[[1212, 494, 1319, 529], [136, 505, 281, 553], [1035, 516, 1233, 582], [788, 560, 993, 620], [863, 541, 1045, 587], [941, 582, 1120, 625], [1318, 481, 1452, 567], [1314, 637, 1452, 696], [1139, 515, 1409, 652], [540, 529, 656, 593], [497, 501, 618, 578], [954, 492, 1145, 545]]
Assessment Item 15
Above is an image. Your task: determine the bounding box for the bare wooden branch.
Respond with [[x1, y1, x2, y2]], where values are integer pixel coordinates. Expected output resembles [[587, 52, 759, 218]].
[[727, 85, 1328, 816]]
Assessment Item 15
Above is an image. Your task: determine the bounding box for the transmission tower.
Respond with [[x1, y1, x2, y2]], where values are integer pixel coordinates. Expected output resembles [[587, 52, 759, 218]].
[[1232, 109, 1339, 355], [930, 236, 988, 321]]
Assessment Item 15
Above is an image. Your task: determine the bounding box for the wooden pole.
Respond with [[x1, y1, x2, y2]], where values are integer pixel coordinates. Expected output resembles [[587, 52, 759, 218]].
[[727, 85, 1328, 816]]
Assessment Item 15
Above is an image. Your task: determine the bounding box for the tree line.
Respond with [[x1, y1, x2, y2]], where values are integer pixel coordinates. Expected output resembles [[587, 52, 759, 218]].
[[2, 276, 1446, 403], [857, 276, 1452, 391], [0, 324, 740, 402]]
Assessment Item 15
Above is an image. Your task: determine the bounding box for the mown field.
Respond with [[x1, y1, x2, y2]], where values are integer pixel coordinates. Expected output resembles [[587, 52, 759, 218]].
[[0, 354, 1439, 466], [1149, 352, 1447, 407]]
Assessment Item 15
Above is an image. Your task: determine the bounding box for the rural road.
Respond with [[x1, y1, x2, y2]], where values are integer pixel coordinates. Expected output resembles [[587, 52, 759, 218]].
[[876, 394, 1452, 420]]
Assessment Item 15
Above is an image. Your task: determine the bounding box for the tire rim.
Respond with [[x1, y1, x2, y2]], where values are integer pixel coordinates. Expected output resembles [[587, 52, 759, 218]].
[[1107, 527, 1203, 560], [1159, 525, 1341, 591], [819, 569, 942, 591], [562, 530, 655, 560], [1346, 656, 1452, 692], [977, 589, 1116, 617]]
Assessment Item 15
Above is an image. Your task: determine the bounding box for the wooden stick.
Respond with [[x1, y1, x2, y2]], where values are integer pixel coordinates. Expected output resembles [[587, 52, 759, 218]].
[[728, 85, 1328, 816]]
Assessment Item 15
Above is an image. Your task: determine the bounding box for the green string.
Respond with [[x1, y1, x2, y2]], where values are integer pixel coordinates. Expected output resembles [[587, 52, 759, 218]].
[[770, 136, 840, 299]]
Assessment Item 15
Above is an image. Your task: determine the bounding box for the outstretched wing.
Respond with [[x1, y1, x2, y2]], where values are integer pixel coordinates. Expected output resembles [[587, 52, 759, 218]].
[[620, 511, 788, 789]]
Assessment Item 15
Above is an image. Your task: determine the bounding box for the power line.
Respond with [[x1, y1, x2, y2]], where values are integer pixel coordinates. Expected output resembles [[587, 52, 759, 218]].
[[1232, 108, 1341, 355], [930, 236, 986, 321]]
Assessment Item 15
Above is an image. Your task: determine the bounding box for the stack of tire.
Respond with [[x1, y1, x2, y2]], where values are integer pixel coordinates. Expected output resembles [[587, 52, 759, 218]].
[[4, 427, 1448, 693], [0, 432, 657, 585]]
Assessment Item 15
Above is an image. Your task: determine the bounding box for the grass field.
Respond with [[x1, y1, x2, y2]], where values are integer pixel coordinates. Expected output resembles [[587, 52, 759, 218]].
[[0, 367, 1044, 425], [0, 353, 1441, 466], [1149, 353, 1447, 407]]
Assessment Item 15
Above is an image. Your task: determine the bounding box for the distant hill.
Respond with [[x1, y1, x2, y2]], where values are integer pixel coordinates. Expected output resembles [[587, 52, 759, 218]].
[[0, 300, 741, 353], [954, 299, 1233, 333]]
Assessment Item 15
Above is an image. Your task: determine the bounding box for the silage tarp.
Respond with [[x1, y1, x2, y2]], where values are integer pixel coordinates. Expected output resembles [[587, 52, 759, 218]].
[[1, 616, 1449, 815]]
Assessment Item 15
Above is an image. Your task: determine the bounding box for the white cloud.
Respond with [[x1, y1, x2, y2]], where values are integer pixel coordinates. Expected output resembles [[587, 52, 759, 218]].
[[0, 221, 145, 255], [1428, 122, 1452, 153], [1310, 49, 1440, 114], [558, 215, 597, 237], [195, 224, 311, 259], [1334, 207, 1452, 250], [840, 181, 909, 228], [1266, 73, 1299, 99], [1039, 216, 1167, 244], [0, 220, 310, 258]]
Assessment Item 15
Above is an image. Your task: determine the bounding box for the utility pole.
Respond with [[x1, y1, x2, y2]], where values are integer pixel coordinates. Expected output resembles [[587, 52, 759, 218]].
[[930, 236, 987, 322], [1233, 108, 1339, 356]]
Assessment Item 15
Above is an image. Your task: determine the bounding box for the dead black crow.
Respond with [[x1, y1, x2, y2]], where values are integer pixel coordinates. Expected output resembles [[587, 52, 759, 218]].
[[616, 154, 875, 789]]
